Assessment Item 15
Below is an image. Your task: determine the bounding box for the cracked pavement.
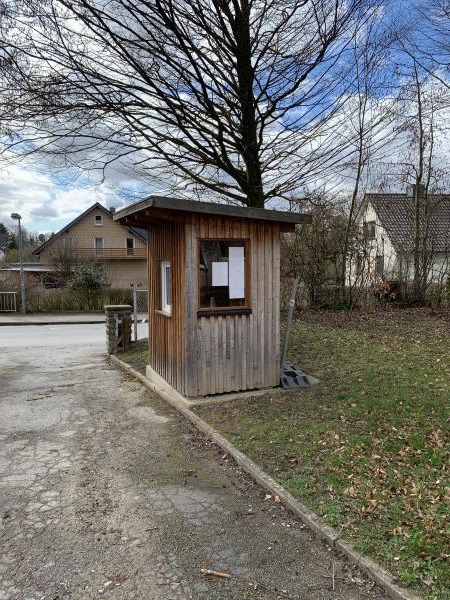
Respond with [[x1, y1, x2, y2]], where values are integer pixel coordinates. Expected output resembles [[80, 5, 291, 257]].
[[0, 326, 388, 599]]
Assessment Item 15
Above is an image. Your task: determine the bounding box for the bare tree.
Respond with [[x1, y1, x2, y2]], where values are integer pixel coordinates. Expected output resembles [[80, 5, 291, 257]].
[[398, 64, 447, 303], [282, 196, 348, 307], [337, 18, 398, 303], [413, 0, 450, 82], [1, 0, 384, 207]]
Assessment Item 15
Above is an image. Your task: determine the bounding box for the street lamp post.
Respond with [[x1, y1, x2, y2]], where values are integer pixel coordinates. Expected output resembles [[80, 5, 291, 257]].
[[10, 212, 26, 315]]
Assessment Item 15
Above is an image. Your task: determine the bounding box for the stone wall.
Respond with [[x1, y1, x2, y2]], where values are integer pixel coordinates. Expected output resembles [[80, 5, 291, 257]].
[[105, 305, 132, 354]]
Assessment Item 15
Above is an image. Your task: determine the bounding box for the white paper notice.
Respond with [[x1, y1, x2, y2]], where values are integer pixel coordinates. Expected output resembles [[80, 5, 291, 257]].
[[212, 262, 229, 286], [229, 246, 245, 299]]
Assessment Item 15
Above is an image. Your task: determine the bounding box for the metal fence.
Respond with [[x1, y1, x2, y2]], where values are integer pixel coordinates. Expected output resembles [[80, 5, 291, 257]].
[[132, 285, 149, 341], [0, 292, 17, 312]]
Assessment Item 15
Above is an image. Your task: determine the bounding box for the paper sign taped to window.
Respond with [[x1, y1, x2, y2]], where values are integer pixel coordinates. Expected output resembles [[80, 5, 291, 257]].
[[229, 246, 245, 299], [212, 262, 229, 286]]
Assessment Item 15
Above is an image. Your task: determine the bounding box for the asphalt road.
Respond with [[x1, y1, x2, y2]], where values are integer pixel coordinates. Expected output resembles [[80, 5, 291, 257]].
[[0, 329, 387, 599], [0, 324, 106, 348]]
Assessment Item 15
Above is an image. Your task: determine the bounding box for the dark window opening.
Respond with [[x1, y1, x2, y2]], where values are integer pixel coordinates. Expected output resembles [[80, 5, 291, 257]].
[[363, 221, 376, 240], [375, 254, 384, 277]]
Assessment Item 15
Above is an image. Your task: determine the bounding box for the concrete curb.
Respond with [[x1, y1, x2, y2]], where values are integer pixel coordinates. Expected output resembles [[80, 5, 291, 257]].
[[110, 355, 422, 600]]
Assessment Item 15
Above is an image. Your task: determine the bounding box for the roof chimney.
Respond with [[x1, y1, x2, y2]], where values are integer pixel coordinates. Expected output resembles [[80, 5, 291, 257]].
[[109, 206, 116, 214], [406, 184, 426, 199]]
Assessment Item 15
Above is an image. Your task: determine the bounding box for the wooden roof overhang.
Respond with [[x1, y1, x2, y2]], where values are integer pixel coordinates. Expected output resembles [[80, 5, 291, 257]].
[[113, 196, 312, 232]]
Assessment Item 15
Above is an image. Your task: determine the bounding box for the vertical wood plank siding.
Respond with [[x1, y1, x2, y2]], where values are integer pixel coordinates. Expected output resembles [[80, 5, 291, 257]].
[[148, 214, 281, 397], [148, 222, 185, 391], [183, 215, 281, 397]]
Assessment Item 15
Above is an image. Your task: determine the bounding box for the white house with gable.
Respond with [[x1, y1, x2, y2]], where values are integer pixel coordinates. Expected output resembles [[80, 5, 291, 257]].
[[355, 186, 450, 286]]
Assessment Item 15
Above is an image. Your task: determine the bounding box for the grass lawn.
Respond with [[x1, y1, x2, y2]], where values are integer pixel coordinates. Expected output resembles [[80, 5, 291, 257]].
[[120, 339, 149, 374], [196, 309, 450, 600], [119, 310, 449, 599]]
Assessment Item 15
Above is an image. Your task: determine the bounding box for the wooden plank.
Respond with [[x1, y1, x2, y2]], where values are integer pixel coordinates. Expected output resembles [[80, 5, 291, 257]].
[[147, 222, 185, 392], [230, 315, 236, 392], [225, 315, 232, 392], [263, 225, 275, 387], [175, 225, 184, 391], [217, 315, 223, 394], [197, 318, 204, 396], [251, 222, 258, 390], [204, 318, 211, 395], [212, 316, 219, 394], [257, 222, 265, 389], [184, 216, 198, 396], [233, 314, 240, 391], [273, 224, 281, 385], [238, 316, 247, 390], [245, 314, 252, 389]]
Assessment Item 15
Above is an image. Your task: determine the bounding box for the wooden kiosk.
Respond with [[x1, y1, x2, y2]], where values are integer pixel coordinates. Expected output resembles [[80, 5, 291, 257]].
[[114, 197, 310, 399]]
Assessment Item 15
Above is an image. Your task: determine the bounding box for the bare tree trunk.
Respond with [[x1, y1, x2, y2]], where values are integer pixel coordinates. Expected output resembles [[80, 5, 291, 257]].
[[411, 62, 429, 305], [342, 136, 364, 304], [234, 0, 264, 208]]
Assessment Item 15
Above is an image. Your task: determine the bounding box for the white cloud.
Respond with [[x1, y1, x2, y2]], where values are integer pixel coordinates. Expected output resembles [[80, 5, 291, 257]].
[[0, 164, 53, 224], [0, 161, 122, 234]]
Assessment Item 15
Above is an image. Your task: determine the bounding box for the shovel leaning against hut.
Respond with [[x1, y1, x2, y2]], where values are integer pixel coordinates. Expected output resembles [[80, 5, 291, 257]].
[[280, 276, 319, 389]]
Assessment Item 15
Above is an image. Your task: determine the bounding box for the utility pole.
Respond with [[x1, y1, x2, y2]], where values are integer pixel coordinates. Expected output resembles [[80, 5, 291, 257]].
[[10, 212, 26, 314]]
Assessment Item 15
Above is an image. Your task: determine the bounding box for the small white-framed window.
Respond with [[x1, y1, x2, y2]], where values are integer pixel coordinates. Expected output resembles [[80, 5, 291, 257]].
[[94, 214, 103, 226], [161, 261, 171, 315]]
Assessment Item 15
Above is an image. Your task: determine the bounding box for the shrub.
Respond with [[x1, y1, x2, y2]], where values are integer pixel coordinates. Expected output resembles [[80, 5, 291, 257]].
[[26, 288, 133, 313], [68, 263, 108, 291]]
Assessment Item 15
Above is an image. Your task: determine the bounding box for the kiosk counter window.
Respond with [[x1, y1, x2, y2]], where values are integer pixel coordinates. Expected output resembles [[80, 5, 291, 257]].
[[198, 239, 249, 312]]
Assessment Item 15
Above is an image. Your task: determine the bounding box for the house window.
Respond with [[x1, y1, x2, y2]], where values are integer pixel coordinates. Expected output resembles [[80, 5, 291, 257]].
[[199, 239, 248, 311], [126, 238, 134, 255], [94, 215, 103, 226], [363, 221, 376, 240], [63, 236, 75, 249], [161, 261, 171, 315], [375, 254, 385, 277], [94, 237, 104, 254]]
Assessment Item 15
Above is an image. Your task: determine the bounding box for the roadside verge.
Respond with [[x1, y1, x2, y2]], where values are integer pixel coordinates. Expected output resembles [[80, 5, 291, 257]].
[[110, 354, 422, 600]]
